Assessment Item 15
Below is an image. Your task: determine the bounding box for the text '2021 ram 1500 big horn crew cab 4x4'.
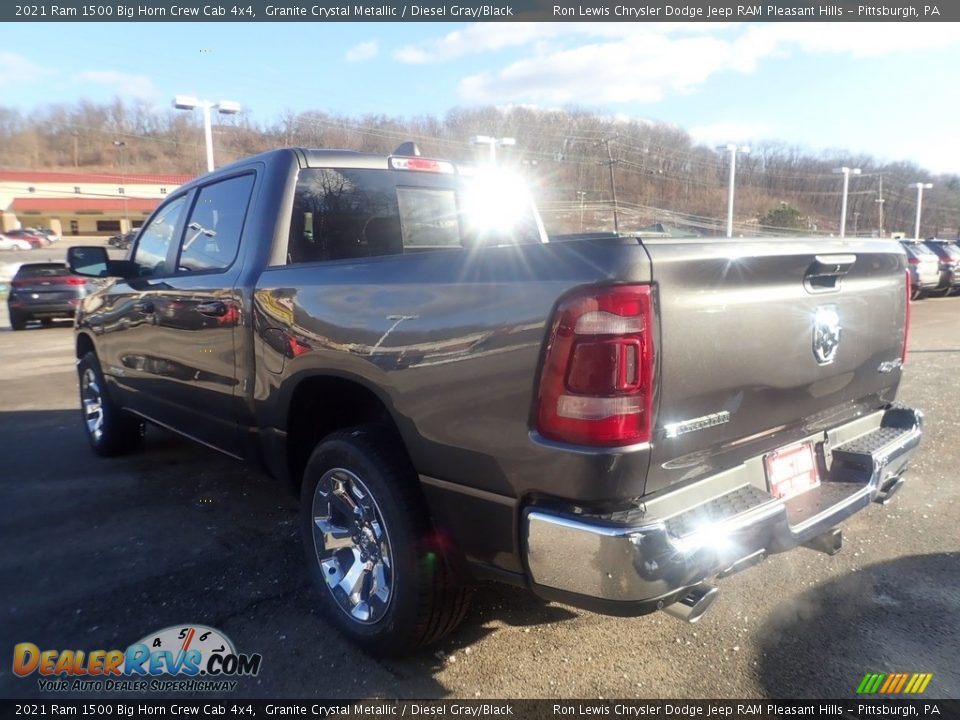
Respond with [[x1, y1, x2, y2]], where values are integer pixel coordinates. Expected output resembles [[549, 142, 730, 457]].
[[67, 146, 922, 655]]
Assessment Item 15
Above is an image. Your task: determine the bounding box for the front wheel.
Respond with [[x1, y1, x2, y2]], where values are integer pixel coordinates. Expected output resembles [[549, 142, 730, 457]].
[[77, 352, 144, 456], [300, 425, 470, 656]]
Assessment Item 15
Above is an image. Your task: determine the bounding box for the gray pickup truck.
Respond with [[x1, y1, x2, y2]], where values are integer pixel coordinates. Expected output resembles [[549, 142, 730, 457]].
[[67, 146, 922, 655]]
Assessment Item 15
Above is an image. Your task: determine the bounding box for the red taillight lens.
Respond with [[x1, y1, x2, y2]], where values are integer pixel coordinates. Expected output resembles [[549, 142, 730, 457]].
[[902, 269, 910, 365], [65, 277, 87, 285], [535, 285, 655, 447], [907, 255, 920, 265]]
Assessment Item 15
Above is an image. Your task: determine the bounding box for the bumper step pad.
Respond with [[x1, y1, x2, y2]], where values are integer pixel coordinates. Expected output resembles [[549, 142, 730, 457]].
[[831, 425, 916, 483], [665, 484, 773, 538]]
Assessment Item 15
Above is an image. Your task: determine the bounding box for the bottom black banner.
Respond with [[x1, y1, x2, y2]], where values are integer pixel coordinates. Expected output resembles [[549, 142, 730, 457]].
[[0, 699, 956, 720]]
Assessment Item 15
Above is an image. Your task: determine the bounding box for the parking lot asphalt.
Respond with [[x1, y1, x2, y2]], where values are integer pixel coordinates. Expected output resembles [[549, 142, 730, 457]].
[[0, 297, 957, 700]]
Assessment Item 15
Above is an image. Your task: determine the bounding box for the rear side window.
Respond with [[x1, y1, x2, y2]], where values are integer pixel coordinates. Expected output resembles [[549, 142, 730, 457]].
[[13, 264, 68, 279], [177, 173, 255, 273], [286, 167, 543, 264]]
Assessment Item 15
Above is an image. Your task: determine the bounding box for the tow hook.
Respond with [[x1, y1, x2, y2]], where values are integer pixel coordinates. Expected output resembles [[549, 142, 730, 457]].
[[661, 584, 719, 623], [802, 527, 842, 556]]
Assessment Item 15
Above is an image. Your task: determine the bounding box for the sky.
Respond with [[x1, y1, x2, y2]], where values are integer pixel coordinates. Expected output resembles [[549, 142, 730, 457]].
[[4, 21, 960, 174]]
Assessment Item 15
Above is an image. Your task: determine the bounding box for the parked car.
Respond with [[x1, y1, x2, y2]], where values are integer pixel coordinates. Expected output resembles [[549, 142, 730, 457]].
[[922, 239, 960, 295], [108, 230, 138, 250], [900, 240, 941, 299], [0, 234, 33, 251], [27, 227, 60, 243], [6, 262, 92, 330], [66, 146, 921, 655], [4, 229, 49, 248]]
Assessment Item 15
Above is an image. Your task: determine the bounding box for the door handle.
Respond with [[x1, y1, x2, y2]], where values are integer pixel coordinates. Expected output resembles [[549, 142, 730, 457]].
[[132, 300, 154, 314], [805, 254, 857, 292], [196, 301, 228, 317]]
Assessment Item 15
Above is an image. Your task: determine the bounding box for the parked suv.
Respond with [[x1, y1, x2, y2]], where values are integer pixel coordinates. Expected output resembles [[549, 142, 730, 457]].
[[901, 240, 941, 299], [922, 239, 960, 295], [7, 262, 92, 330]]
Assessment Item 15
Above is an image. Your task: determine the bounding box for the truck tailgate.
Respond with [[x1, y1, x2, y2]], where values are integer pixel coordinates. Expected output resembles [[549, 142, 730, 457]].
[[643, 237, 908, 495]]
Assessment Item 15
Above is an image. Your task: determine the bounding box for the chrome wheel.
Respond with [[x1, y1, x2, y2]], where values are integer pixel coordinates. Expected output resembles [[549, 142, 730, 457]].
[[311, 468, 393, 624], [81, 367, 104, 442]]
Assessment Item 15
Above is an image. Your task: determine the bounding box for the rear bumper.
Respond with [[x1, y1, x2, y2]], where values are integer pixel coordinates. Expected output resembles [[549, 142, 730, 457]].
[[523, 405, 923, 615], [7, 301, 78, 317]]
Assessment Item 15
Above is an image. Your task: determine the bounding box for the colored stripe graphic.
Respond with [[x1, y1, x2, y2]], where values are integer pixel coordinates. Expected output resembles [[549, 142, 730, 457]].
[[857, 672, 932, 694]]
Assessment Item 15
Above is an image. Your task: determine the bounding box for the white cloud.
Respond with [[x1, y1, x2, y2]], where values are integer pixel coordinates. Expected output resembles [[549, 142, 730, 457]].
[[396, 22, 960, 109], [345, 41, 379, 63], [0, 52, 55, 84], [77, 71, 160, 102]]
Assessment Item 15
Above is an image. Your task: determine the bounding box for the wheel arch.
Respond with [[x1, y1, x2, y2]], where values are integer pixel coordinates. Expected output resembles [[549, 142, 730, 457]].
[[283, 372, 413, 493], [76, 331, 96, 360]]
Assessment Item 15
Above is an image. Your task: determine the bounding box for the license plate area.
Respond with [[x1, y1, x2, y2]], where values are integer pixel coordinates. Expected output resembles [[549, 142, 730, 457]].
[[764, 441, 820, 500]]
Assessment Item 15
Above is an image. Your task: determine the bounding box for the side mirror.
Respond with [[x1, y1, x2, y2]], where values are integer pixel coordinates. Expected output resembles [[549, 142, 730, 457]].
[[67, 246, 110, 277], [67, 246, 136, 279]]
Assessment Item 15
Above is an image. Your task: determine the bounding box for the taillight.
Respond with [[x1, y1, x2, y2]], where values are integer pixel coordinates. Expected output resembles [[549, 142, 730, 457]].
[[65, 277, 87, 285], [907, 256, 920, 265], [902, 269, 910, 365], [535, 285, 655, 447]]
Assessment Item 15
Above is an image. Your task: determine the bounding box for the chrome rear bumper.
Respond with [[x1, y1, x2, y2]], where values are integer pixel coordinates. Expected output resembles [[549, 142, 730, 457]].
[[523, 406, 923, 615]]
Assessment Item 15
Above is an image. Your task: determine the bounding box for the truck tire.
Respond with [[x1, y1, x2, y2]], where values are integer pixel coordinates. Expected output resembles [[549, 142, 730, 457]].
[[300, 425, 470, 656], [77, 352, 145, 457]]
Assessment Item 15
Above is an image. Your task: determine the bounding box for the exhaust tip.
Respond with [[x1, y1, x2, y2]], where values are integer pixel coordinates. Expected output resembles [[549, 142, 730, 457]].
[[662, 584, 719, 624]]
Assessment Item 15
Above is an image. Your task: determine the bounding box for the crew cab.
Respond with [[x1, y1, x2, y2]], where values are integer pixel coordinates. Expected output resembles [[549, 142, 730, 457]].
[[67, 146, 922, 655]]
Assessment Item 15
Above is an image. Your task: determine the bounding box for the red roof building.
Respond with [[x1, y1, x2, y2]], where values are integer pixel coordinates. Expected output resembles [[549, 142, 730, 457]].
[[0, 170, 192, 236]]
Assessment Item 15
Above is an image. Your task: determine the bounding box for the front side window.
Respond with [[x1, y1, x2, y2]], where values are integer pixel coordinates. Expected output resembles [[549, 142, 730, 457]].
[[133, 196, 187, 277], [177, 174, 255, 273]]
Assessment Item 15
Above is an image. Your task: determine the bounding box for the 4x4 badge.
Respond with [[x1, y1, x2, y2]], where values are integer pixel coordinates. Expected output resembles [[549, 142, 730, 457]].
[[813, 305, 842, 364]]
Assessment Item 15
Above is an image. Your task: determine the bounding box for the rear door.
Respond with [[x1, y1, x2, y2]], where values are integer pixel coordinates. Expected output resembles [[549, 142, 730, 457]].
[[642, 237, 908, 495], [128, 171, 257, 455]]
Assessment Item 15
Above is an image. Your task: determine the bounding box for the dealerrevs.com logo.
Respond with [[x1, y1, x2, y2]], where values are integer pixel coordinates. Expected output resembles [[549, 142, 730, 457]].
[[13, 625, 262, 693]]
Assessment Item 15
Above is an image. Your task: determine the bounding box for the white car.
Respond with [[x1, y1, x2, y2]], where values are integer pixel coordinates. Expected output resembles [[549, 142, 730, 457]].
[[0, 234, 32, 251]]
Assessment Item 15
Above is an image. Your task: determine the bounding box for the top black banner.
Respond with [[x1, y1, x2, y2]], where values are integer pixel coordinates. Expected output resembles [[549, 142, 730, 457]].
[[4, 0, 957, 23]]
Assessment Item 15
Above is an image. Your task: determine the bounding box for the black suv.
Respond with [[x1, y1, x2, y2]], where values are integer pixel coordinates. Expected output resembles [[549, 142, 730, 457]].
[[7, 262, 91, 330]]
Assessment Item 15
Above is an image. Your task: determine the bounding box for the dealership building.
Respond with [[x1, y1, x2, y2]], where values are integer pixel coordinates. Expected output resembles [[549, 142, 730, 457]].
[[0, 170, 192, 237]]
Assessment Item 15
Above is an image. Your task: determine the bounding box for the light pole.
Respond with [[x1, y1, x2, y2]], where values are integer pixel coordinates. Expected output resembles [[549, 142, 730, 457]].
[[113, 140, 128, 232], [912, 182, 933, 239], [576, 191, 587, 231], [832, 166, 861, 238], [470, 135, 515, 163], [719, 144, 749, 238], [173, 96, 241, 172]]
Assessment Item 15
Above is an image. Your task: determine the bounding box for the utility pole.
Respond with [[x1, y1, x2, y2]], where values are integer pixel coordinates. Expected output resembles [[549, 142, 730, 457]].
[[875, 175, 885, 237], [912, 182, 933, 240], [598, 137, 619, 234]]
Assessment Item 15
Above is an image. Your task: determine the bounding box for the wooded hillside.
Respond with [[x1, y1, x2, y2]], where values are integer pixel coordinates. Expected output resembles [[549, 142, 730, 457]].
[[1, 100, 956, 238]]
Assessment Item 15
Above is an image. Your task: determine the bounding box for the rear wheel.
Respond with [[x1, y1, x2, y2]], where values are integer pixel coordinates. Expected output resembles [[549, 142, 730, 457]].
[[78, 352, 144, 456], [10, 312, 27, 331], [300, 425, 470, 656], [40, 318, 54, 328]]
